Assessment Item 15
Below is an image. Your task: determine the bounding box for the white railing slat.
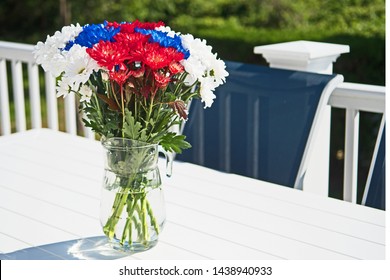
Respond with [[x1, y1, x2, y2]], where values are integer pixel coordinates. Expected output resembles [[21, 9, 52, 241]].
[[82, 119, 95, 139], [27, 63, 42, 129], [329, 82, 385, 113], [80, 106, 95, 139], [0, 41, 35, 63], [343, 109, 360, 203], [11, 60, 26, 132], [44, 73, 59, 131], [64, 93, 77, 135], [0, 59, 11, 135]]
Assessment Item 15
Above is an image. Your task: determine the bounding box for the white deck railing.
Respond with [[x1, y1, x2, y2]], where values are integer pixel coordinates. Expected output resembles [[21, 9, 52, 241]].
[[0, 40, 385, 204], [329, 83, 385, 203], [0, 41, 92, 138]]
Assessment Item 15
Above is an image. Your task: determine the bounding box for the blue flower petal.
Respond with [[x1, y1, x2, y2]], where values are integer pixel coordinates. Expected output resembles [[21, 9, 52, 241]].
[[64, 22, 120, 50], [135, 28, 190, 59]]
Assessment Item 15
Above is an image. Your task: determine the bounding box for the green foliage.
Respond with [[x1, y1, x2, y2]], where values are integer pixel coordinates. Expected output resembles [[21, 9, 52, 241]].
[[1, 0, 384, 41], [159, 132, 191, 154], [82, 98, 121, 138], [42, 0, 384, 84], [122, 109, 148, 142], [0, 0, 59, 43]]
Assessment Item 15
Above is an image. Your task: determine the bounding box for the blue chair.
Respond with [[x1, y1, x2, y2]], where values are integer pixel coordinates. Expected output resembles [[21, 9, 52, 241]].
[[176, 61, 343, 188], [362, 117, 386, 210]]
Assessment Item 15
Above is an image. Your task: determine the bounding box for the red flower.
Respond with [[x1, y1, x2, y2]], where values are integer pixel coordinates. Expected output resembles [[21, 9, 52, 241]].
[[88, 20, 187, 95], [105, 21, 121, 28], [128, 62, 145, 78], [114, 32, 149, 45], [109, 70, 131, 86], [140, 85, 152, 98], [136, 20, 165, 30], [87, 41, 128, 71], [143, 44, 184, 70], [126, 40, 149, 63], [142, 43, 170, 70], [169, 61, 184, 75], [153, 71, 171, 88], [117, 20, 165, 34], [162, 47, 185, 62]]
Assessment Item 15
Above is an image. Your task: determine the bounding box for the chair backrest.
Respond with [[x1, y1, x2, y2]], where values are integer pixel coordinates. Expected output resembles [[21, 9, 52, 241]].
[[362, 116, 386, 210], [176, 61, 342, 188]]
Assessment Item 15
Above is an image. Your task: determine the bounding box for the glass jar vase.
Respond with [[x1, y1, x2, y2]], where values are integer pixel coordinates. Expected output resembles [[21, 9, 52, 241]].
[[100, 137, 172, 253]]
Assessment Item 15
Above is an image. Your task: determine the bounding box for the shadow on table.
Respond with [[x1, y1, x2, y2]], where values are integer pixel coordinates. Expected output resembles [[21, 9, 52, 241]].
[[0, 236, 133, 260]]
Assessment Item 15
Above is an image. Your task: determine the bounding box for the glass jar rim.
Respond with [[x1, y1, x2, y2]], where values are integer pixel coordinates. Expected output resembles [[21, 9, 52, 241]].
[[101, 136, 157, 151]]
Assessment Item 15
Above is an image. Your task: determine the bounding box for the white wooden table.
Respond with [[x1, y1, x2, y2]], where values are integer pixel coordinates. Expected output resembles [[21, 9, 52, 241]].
[[0, 129, 385, 260]]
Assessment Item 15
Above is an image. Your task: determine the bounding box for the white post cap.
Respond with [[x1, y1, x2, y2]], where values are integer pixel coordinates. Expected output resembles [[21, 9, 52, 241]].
[[254, 40, 350, 74]]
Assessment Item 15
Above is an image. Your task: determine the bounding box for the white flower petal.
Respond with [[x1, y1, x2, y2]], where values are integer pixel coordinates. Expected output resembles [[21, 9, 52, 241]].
[[79, 84, 94, 103], [180, 33, 228, 107]]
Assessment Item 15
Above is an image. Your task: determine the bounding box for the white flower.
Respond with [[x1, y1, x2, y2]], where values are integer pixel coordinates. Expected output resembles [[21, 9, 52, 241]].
[[209, 55, 229, 86], [33, 24, 82, 77], [63, 45, 100, 88], [199, 81, 217, 108], [79, 84, 94, 103], [155, 25, 178, 38], [179, 33, 228, 108], [59, 24, 83, 46], [56, 77, 72, 98], [34, 39, 67, 76], [181, 57, 206, 85], [101, 71, 109, 82]]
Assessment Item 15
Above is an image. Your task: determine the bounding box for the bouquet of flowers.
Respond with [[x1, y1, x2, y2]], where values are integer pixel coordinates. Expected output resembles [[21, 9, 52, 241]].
[[34, 20, 228, 149], [34, 20, 228, 251]]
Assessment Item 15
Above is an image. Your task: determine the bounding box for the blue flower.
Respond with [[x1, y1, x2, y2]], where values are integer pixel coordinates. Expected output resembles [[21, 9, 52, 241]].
[[135, 28, 190, 59], [64, 22, 120, 50]]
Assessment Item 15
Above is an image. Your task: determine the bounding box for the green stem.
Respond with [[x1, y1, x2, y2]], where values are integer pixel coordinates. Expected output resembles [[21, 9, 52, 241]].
[[103, 173, 137, 239], [140, 195, 149, 245], [89, 85, 103, 121], [120, 85, 125, 138], [103, 190, 130, 239], [143, 95, 155, 134], [120, 197, 137, 245], [131, 215, 142, 239], [146, 198, 160, 234]]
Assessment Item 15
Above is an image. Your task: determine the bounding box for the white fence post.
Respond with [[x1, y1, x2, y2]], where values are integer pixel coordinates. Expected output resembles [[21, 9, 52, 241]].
[[11, 60, 27, 132], [0, 58, 11, 135], [343, 109, 360, 202], [254, 40, 349, 196]]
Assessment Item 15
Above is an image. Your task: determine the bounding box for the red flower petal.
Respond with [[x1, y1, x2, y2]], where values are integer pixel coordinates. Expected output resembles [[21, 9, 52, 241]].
[[153, 71, 171, 88], [87, 41, 128, 71], [169, 61, 184, 75]]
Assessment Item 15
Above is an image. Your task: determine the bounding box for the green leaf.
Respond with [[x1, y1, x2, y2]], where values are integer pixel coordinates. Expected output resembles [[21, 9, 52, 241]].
[[82, 97, 122, 138], [160, 132, 192, 154], [122, 109, 148, 141]]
